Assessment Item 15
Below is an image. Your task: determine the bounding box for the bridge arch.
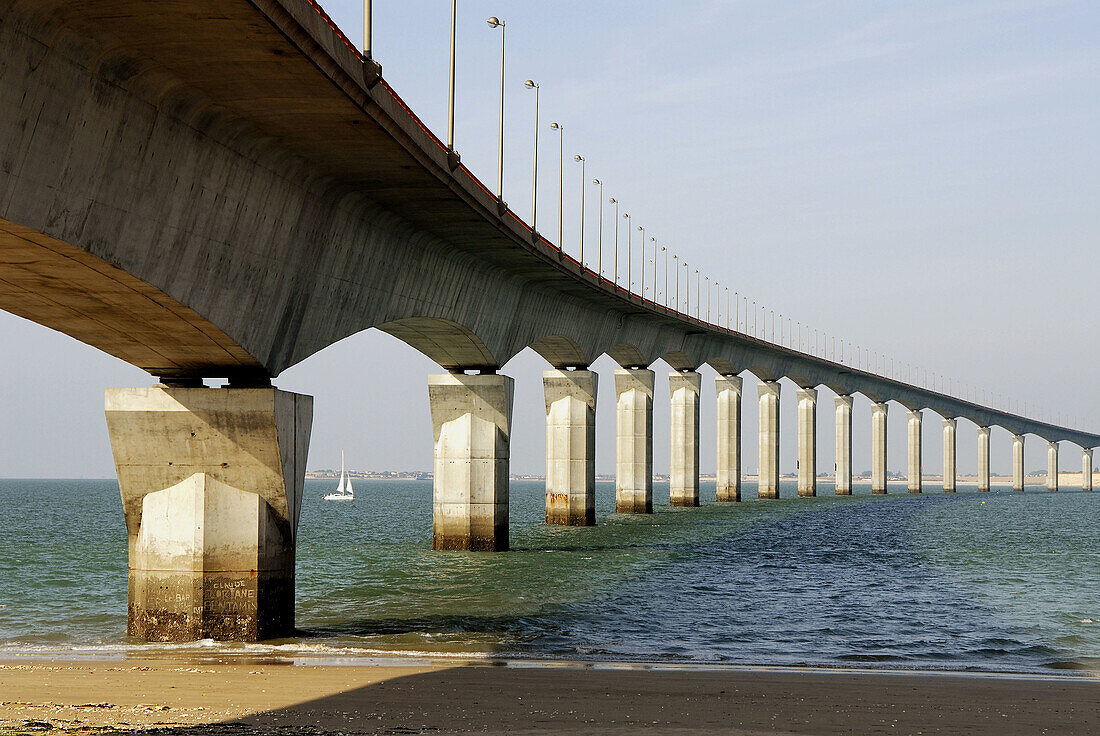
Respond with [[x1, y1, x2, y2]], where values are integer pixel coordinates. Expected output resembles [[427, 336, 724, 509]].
[[375, 317, 498, 372], [528, 335, 593, 369]]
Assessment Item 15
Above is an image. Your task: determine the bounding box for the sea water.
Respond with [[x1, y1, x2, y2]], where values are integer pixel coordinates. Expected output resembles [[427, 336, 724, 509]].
[[0, 478, 1097, 674]]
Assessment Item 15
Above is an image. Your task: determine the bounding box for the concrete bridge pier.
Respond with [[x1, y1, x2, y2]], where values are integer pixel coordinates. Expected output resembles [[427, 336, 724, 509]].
[[715, 375, 742, 502], [758, 381, 781, 498], [942, 418, 957, 493], [907, 410, 923, 493], [1083, 449, 1093, 491], [1013, 435, 1025, 492], [1047, 441, 1059, 492], [429, 373, 514, 551], [871, 402, 888, 494], [669, 371, 701, 507], [977, 426, 991, 492], [796, 388, 817, 497], [105, 386, 312, 642], [543, 370, 597, 525], [616, 369, 654, 513], [834, 395, 853, 495]]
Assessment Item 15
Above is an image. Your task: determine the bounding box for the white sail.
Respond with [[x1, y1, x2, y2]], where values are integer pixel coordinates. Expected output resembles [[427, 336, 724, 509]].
[[324, 450, 355, 501]]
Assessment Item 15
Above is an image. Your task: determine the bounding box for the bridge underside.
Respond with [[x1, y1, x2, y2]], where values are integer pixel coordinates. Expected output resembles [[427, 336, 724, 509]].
[[0, 216, 261, 379]]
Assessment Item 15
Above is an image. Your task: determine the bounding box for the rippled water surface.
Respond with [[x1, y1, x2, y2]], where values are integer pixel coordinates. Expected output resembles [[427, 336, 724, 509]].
[[1, 478, 1098, 674]]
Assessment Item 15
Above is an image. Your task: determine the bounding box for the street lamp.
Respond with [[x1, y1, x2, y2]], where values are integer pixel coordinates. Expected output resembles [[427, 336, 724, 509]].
[[609, 197, 619, 286], [651, 237, 658, 303], [637, 225, 646, 297], [592, 179, 604, 277], [486, 16, 506, 202], [623, 212, 632, 293], [685, 262, 691, 313], [673, 254, 680, 310], [695, 269, 700, 318], [550, 123, 564, 252], [447, 0, 457, 152], [706, 277, 711, 323], [663, 247, 669, 308], [524, 80, 539, 233], [573, 155, 585, 266]]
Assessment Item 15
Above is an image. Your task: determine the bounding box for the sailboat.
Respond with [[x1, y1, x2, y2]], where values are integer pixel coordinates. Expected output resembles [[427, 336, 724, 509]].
[[323, 451, 355, 501]]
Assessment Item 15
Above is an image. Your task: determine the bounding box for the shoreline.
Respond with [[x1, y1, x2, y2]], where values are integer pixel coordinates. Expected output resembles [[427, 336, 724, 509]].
[[1, 648, 1097, 681], [2, 658, 1097, 735]]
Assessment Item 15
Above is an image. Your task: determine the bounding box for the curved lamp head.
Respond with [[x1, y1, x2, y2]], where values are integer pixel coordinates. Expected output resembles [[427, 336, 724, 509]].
[[524, 79, 538, 90], [592, 178, 601, 186], [550, 122, 562, 130], [487, 16, 504, 28], [573, 154, 584, 162], [609, 197, 616, 204]]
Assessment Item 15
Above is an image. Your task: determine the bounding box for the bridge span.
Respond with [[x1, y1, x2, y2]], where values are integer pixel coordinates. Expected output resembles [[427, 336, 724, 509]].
[[2, 0, 1096, 641]]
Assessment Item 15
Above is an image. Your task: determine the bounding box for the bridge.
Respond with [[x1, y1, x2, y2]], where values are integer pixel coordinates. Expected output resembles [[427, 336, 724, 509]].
[[2, 0, 1096, 641]]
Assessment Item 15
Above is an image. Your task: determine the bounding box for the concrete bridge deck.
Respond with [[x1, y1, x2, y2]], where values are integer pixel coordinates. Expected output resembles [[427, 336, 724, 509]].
[[1, 0, 1095, 641]]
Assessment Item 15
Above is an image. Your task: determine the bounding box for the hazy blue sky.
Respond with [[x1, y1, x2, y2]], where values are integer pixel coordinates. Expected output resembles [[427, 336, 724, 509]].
[[1, 0, 1097, 478]]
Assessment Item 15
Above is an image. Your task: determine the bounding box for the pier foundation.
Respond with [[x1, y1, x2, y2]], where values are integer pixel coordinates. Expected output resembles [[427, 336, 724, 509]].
[[669, 371, 701, 507], [1083, 449, 1094, 492], [105, 386, 312, 642], [797, 388, 817, 497], [977, 426, 991, 492], [1047, 441, 1059, 492], [942, 418, 957, 493], [758, 381, 781, 498], [429, 373, 513, 551], [715, 375, 742, 502], [834, 395, 853, 495], [1013, 435, 1025, 492], [871, 402, 888, 494], [907, 410, 923, 493], [543, 370, 597, 525], [615, 369, 654, 513]]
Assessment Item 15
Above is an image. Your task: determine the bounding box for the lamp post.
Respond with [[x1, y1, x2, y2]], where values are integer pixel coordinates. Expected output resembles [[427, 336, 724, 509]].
[[706, 277, 711, 323], [662, 247, 668, 307], [685, 262, 690, 313], [609, 197, 619, 286], [695, 270, 700, 318], [524, 80, 539, 233], [364, 0, 373, 58], [592, 179, 604, 278], [550, 123, 564, 252], [725, 287, 730, 329], [574, 155, 585, 266], [651, 237, 658, 303], [447, 0, 457, 151], [623, 213, 632, 293], [637, 226, 645, 298], [673, 254, 680, 310], [487, 17, 506, 201]]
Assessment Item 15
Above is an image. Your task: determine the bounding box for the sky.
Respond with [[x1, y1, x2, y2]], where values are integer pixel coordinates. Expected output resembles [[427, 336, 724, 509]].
[[1, 0, 1097, 479]]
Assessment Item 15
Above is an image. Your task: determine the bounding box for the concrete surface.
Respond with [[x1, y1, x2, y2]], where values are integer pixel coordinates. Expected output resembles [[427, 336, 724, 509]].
[[428, 373, 513, 551], [715, 375, 742, 502], [104, 386, 312, 641], [758, 381, 781, 498], [543, 370, 597, 525], [668, 371, 701, 507], [797, 388, 817, 497], [615, 369, 653, 513]]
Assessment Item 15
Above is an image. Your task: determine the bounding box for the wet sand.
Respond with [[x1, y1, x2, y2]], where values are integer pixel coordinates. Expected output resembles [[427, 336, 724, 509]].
[[1, 660, 1097, 735]]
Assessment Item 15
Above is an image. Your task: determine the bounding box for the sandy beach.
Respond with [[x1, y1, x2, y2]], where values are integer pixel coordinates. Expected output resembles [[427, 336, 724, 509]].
[[1, 660, 1097, 735]]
